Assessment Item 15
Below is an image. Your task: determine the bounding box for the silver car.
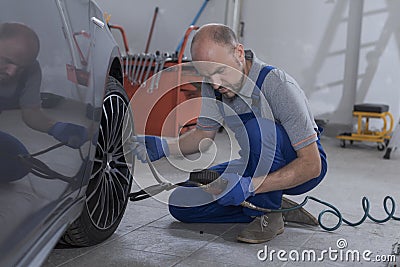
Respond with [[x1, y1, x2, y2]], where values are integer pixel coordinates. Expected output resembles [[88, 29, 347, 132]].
[[0, 1, 134, 266]]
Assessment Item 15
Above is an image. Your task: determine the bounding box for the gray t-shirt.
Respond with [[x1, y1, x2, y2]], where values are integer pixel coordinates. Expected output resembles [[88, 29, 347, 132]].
[[197, 50, 318, 151], [0, 60, 41, 110]]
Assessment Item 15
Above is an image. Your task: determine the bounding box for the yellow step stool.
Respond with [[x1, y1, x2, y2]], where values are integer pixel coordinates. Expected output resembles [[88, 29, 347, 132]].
[[336, 103, 394, 150]]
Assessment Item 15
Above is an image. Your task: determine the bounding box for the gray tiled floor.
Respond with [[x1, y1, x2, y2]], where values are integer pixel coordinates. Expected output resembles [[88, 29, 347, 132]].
[[43, 132, 400, 267]]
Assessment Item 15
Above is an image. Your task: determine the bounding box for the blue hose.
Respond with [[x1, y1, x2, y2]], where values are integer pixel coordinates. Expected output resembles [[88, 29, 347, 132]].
[[266, 195, 400, 231]]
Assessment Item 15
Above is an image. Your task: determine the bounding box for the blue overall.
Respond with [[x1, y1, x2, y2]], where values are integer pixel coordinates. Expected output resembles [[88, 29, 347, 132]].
[[168, 66, 327, 223]]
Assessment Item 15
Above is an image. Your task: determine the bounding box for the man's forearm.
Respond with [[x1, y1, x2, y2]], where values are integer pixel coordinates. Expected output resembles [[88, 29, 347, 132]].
[[21, 107, 55, 133], [253, 142, 321, 193]]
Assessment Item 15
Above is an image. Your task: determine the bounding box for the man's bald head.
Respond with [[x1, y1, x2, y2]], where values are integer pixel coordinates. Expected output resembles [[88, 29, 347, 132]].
[[0, 23, 40, 83], [191, 23, 238, 60], [0, 22, 40, 60], [189, 24, 248, 97]]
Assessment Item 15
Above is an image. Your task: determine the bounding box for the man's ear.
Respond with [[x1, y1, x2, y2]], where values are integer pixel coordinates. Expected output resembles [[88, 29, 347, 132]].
[[235, 43, 245, 61]]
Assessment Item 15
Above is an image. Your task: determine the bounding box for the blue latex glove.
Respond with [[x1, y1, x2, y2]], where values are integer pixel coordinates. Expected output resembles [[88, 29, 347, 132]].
[[48, 122, 88, 149], [131, 135, 169, 163], [216, 173, 255, 206]]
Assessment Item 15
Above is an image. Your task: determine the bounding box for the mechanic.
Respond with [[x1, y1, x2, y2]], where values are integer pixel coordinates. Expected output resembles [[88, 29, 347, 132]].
[[133, 23, 327, 244], [0, 22, 87, 149]]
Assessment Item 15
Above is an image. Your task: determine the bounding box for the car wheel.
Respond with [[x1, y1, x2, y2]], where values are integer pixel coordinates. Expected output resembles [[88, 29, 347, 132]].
[[60, 76, 134, 246]]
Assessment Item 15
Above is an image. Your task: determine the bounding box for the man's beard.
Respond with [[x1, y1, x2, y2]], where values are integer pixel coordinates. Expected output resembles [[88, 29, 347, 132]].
[[228, 62, 246, 92], [0, 68, 18, 84]]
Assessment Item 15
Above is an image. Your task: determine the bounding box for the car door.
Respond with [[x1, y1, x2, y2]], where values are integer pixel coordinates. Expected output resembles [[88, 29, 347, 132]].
[[0, 0, 95, 263]]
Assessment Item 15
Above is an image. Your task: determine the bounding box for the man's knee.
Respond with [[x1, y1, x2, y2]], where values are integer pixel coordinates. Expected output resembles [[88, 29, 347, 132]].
[[168, 204, 194, 223], [169, 185, 214, 206], [168, 188, 202, 223], [168, 185, 216, 223]]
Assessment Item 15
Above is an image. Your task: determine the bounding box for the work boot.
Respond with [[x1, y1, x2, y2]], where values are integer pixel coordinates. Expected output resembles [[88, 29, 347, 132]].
[[281, 197, 318, 226], [237, 213, 284, 244]]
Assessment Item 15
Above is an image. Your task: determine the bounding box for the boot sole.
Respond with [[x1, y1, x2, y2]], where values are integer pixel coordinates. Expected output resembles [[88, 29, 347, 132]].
[[236, 227, 284, 244]]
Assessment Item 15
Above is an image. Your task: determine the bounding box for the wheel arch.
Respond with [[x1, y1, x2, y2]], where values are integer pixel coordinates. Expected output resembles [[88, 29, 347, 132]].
[[108, 56, 123, 85]]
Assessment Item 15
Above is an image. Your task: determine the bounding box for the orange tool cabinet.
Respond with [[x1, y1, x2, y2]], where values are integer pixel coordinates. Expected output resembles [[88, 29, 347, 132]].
[[110, 25, 202, 137]]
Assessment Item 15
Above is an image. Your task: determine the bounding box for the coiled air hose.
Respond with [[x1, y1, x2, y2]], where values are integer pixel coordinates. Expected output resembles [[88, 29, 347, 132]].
[[128, 154, 400, 231]]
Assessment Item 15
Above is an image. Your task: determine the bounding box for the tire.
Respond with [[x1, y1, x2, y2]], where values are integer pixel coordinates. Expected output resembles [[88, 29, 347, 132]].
[[60, 76, 134, 246]]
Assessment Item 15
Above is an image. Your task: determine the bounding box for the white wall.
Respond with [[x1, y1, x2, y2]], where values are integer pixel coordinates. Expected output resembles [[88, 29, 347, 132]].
[[241, 0, 349, 119], [241, 0, 400, 133], [96, 0, 226, 56], [96, 0, 400, 134]]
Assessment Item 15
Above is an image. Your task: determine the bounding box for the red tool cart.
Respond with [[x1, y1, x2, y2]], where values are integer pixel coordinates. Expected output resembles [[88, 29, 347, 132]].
[[109, 25, 202, 137]]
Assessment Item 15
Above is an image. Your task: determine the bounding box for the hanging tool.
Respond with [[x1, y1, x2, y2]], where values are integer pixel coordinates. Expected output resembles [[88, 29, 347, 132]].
[[126, 54, 134, 79], [133, 53, 145, 84], [153, 53, 168, 89], [137, 54, 150, 84], [125, 53, 131, 76], [130, 54, 139, 85], [148, 51, 161, 93], [142, 53, 155, 86], [145, 7, 159, 53], [175, 0, 210, 54]]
